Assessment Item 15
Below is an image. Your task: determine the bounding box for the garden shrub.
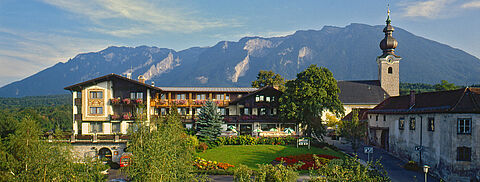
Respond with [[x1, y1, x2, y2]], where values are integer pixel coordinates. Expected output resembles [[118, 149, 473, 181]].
[[310, 156, 390, 182], [255, 164, 298, 182], [185, 135, 199, 149], [215, 136, 298, 146], [233, 164, 253, 182], [197, 142, 208, 152]]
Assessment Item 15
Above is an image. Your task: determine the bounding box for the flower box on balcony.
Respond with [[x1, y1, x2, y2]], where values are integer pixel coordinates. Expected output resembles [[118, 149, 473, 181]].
[[111, 114, 121, 120], [159, 100, 167, 105], [193, 100, 205, 105], [123, 98, 131, 104], [135, 99, 143, 104], [122, 113, 132, 120], [111, 98, 121, 104], [174, 100, 187, 105]]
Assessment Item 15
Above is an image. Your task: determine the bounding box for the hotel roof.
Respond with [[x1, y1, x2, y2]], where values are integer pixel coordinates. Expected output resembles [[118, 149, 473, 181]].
[[156, 87, 258, 93]]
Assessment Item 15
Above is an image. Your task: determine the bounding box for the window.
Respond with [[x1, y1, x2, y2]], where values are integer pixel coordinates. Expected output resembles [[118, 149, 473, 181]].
[[89, 122, 103, 133], [226, 94, 230, 100], [225, 108, 230, 116], [428, 117, 435, 131], [76, 91, 82, 98], [160, 108, 167, 115], [160, 94, 166, 99], [376, 115, 378, 121], [90, 91, 103, 99], [128, 122, 138, 132], [176, 94, 186, 100], [216, 94, 224, 100], [243, 108, 250, 115], [218, 108, 226, 115], [271, 96, 275, 102], [457, 118, 472, 134], [130, 92, 143, 99], [196, 94, 206, 100], [266, 96, 271, 102], [89, 107, 103, 114], [271, 108, 277, 115], [261, 124, 276, 131], [196, 108, 201, 115], [136, 92, 143, 99], [399, 117, 405, 130], [112, 123, 121, 133], [409, 117, 416, 130], [255, 95, 264, 102], [260, 108, 266, 115], [383, 115, 386, 121], [457, 147, 471, 161], [177, 108, 187, 115], [388, 67, 393, 74]]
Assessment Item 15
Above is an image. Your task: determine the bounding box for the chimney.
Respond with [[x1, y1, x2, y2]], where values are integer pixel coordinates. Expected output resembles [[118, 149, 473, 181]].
[[409, 90, 416, 108], [138, 75, 145, 83]]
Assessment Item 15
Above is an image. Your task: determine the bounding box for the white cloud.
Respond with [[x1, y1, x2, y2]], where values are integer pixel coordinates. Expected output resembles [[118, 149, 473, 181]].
[[461, 1, 480, 8], [0, 28, 112, 86], [41, 0, 233, 37], [399, 0, 453, 18]]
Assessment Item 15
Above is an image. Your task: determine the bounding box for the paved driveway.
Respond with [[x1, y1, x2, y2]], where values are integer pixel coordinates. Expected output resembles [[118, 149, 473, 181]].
[[325, 137, 441, 182]]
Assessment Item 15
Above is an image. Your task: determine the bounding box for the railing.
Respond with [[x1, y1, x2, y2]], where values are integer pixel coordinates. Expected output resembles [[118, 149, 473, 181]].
[[110, 98, 145, 105], [151, 99, 230, 107], [224, 115, 279, 122], [74, 114, 82, 121], [74, 98, 82, 106], [45, 133, 129, 143]]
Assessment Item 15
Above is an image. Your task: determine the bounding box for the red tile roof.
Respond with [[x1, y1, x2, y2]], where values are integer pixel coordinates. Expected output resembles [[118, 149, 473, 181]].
[[369, 88, 480, 114]]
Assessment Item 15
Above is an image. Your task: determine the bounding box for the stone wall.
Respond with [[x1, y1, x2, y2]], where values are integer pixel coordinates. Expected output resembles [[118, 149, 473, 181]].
[[72, 142, 127, 163]]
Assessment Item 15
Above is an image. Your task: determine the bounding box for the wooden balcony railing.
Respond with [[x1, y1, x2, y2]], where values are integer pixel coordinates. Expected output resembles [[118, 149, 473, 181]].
[[45, 134, 130, 143], [74, 98, 82, 106], [151, 99, 230, 107], [74, 114, 82, 121]]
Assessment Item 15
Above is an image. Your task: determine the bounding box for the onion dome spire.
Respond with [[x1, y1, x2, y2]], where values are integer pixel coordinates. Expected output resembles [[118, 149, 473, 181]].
[[379, 6, 398, 56]]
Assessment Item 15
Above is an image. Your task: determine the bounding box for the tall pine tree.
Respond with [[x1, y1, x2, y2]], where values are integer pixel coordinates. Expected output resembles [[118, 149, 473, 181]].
[[196, 101, 223, 143]]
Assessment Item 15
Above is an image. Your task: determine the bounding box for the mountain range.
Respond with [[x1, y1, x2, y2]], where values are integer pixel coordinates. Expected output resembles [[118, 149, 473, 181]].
[[1, 23, 480, 97]]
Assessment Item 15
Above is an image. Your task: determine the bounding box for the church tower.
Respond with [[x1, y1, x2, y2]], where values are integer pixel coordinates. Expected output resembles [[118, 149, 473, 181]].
[[377, 9, 401, 97]]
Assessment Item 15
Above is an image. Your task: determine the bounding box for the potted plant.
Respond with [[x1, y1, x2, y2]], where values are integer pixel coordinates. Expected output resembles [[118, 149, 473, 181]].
[[122, 112, 132, 120], [111, 114, 121, 120]]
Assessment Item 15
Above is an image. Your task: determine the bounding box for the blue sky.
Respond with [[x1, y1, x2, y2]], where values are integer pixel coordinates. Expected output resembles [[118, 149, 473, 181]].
[[1, 0, 479, 87]]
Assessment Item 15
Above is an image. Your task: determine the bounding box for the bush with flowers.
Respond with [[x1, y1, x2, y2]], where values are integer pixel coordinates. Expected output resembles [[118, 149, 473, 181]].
[[273, 154, 340, 170], [193, 157, 235, 171]]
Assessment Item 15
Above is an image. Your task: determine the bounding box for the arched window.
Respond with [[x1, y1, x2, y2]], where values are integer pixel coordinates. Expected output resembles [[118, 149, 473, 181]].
[[388, 67, 393, 74]]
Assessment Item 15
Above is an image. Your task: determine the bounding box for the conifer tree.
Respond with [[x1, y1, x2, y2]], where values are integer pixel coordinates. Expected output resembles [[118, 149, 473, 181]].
[[196, 101, 223, 143]]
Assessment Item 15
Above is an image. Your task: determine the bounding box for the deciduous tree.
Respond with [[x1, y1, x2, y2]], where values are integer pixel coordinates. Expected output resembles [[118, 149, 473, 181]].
[[251, 70, 286, 91], [434, 80, 458, 91], [338, 109, 366, 153], [279, 65, 344, 138]]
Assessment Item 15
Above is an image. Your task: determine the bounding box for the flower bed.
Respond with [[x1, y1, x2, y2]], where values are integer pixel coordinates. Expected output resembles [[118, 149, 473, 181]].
[[274, 154, 340, 170], [193, 157, 234, 170]]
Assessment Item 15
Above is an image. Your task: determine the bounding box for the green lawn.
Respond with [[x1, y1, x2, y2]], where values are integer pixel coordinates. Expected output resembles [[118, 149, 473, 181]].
[[196, 145, 344, 170]]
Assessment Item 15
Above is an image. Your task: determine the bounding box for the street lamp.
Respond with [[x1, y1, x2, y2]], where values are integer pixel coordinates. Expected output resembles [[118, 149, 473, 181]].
[[423, 165, 430, 182]]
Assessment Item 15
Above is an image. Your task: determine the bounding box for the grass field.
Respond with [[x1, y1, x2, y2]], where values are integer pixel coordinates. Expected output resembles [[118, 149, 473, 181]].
[[196, 145, 344, 170]]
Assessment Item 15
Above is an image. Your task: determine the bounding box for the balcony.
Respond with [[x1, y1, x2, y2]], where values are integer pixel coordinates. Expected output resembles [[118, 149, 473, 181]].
[[110, 98, 145, 105], [74, 114, 82, 121], [74, 98, 82, 106], [45, 134, 129, 143], [152, 99, 230, 107], [224, 115, 279, 123], [110, 113, 137, 121]]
